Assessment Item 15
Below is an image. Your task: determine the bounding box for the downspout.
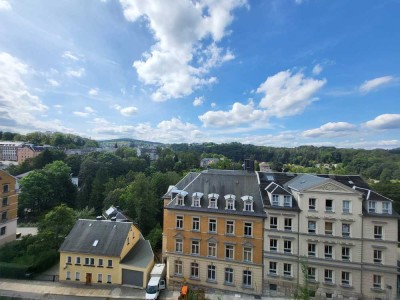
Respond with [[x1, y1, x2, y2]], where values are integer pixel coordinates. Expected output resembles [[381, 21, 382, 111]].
[[360, 207, 364, 299]]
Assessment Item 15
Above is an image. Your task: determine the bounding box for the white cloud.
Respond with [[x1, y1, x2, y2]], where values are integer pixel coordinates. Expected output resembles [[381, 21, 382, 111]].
[[302, 122, 356, 138], [65, 68, 85, 78], [92, 117, 202, 143], [62, 51, 79, 61], [312, 64, 323, 75], [0, 0, 11, 11], [359, 76, 393, 93], [364, 114, 400, 130], [73, 106, 95, 117], [257, 70, 326, 117], [53, 104, 63, 109], [0, 52, 73, 133], [193, 96, 204, 106], [211, 102, 217, 108], [88, 88, 99, 96], [199, 101, 266, 127], [47, 79, 60, 87], [120, 106, 138, 116], [119, 0, 246, 101]]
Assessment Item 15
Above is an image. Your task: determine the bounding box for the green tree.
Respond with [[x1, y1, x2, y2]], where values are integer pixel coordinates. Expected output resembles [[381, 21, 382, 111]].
[[38, 204, 75, 249]]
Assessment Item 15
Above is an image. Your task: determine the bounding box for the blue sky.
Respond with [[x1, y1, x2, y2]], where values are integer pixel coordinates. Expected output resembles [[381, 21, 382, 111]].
[[0, 0, 399, 148]]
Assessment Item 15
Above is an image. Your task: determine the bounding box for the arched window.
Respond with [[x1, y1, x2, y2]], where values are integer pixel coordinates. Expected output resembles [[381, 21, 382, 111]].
[[224, 194, 236, 210], [208, 193, 219, 209], [192, 192, 203, 207], [241, 195, 254, 212]]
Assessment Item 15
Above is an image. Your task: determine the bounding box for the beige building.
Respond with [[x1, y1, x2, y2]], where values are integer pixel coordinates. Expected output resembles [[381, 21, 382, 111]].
[[59, 219, 154, 288], [259, 172, 399, 300], [0, 170, 18, 246], [17, 145, 45, 164]]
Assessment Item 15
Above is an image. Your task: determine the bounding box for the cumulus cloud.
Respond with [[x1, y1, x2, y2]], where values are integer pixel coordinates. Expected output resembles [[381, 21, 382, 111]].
[[257, 70, 326, 117], [73, 106, 95, 117], [0, 52, 72, 133], [0, 0, 11, 11], [359, 76, 393, 93], [211, 102, 217, 108], [92, 117, 202, 143], [302, 122, 356, 138], [88, 88, 99, 96], [364, 114, 400, 130], [193, 96, 204, 106], [312, 64, 323, 75], [199, 101, 266, 127], [119, 0, 246, 101], [47, 79, 60, 87], [120, 106, 138, 116], [62, 51, 79, 61], [65, 68, 85, 78]]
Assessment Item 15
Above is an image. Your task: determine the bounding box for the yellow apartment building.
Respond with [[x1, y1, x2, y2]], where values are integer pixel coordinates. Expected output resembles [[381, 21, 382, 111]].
[[59, 219, 154, 288], [162, 170, 266, 295], [0, 170, 18, 246]]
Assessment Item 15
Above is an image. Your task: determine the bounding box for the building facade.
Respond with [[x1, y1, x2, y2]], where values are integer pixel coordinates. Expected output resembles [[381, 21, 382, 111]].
[[0, 142, 24, 161], [0, 170, 18, 246], [162, 170, 266, 295], [59, 219, 154, 288], [259, 172, 399, 300], [17, 145, 45, 164]]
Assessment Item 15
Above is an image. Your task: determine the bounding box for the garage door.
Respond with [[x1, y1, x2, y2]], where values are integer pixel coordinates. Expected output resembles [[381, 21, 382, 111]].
[[122, 269, 143, 287]]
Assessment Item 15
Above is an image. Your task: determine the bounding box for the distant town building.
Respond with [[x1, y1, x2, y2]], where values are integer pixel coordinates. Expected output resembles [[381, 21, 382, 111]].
[[0, 170, 18, 246], [258, 162, 272, 172], [17, 144, 47, 164], [0, 141, 24, 161], [200, 157, 220, 168], [59, 219, 154, 288], [136, 147, 159, 161]]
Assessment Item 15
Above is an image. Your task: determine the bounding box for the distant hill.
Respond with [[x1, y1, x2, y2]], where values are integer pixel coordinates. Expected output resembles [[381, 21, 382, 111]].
[[99, 138, 164, 148]]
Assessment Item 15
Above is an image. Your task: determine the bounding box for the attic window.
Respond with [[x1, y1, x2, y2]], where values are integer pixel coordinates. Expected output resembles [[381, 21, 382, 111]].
[[242, 195, 254, 212], [208, 193, 219, 209], [93, 240, 99, 247], [224, 194, 236, 210], [267, 175, 274, 181], [192, 192, 203, 207]]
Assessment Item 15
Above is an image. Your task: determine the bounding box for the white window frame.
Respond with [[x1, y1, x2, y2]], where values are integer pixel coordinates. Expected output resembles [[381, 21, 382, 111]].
[[325, 222, 333, 235], [342, 223, 350, 237], [341, 271, 350, 286], [373, 275, 382, 289], [177, 195, 184, 206], [368, 201, 376, 213], [225, 244, 234, 260], [97, 273, 102, 283], [192, 217, 200, 231], [244, 222, 252, 237], [283, 263, 292, 277], [373, 249, 382, 264], [107, 274, 112, 284], [308, 243, 316, 257], [243, 270, 252, 287], [226, 220, 235, 235], [374, 225, 383, 239], [343, 200, 351, 213], [107, 259, 113, 267], [207, 265, 216, 281], [208, 218, 217, 233], [270, 217, 278, 229], [190, 262, 199, 278], [208, 242, 217, 257], [66, 271, 71, 280], [308, 220, 316, 234], [382, 202, 391, 214], [284, 218, 292, 231], [174, 260, 183, 276], [325, 245, 333, 259], [325, 199, 333, 212], [225, 268, 234, 284], [284, 195, 292, 207], [269, 261, 277, 275], [75, 272, 80, 281], [191, 240, 200, 255], [270, 239, 277, 252], [324, 269, 333, 283], [309, 198, 316, 210], [284, 240, 292, 254], [342, 247, 350, 261], [272, 195, 279, 206], [175, 239, 183, 253], [308, 267, 316, 281], [243, 247, 253, 262], [176, 216, 184, 229]]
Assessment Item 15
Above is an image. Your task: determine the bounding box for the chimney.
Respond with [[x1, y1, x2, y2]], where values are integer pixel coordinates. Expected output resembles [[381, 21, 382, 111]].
[[244, 159, 255, 172]]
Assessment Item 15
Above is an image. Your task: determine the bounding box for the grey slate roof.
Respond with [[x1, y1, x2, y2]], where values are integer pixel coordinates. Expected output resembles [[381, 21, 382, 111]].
[[284, 174, 328, 191], [162, 172, 200, 198], [121, 239, 154, 268], [166, 169, 265, 217], [59, 219, 132, 257]]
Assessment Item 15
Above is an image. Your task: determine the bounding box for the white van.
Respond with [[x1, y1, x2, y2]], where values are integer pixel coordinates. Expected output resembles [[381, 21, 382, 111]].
[[145, 276, 165, 300]]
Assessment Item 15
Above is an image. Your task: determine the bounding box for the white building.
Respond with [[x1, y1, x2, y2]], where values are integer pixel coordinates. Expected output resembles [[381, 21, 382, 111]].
[[0, 141, 24, 161], [258, 172, 398, 300]]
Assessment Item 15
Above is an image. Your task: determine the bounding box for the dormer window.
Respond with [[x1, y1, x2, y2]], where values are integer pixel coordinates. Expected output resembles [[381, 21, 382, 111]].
[[284, 195, 292, 207], [224, 194, 236, 210], [242, 195, 254, 212], [192, 192, 203, 207], [208, 193, 219, 209], [272, 195, 279, 206], [368, 201, 376, 213], [382, 202, 392, 214], [177, 195, 184, 206]]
